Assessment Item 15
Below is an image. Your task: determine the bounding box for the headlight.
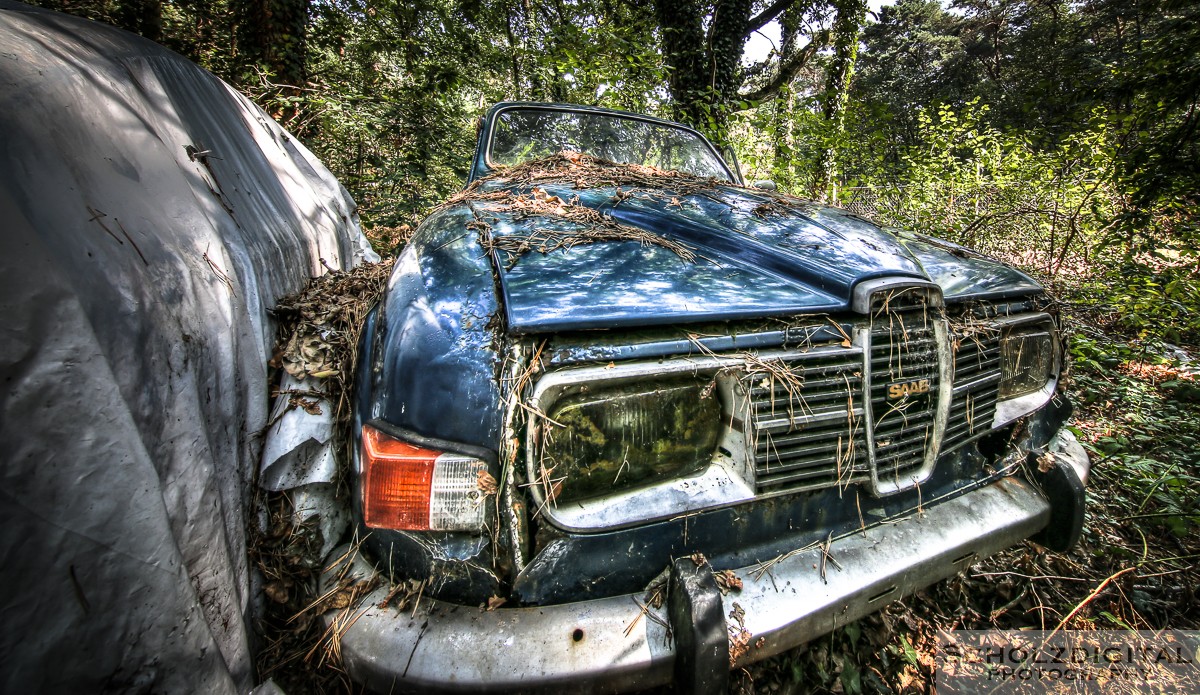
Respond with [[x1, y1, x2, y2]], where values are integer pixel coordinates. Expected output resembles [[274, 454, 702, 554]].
[[999, 323, 1056, 400], [538, 376, 721, 504]]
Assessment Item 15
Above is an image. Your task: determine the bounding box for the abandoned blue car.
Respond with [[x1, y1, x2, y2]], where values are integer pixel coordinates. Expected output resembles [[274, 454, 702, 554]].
[[322, 102, 1090, 692]]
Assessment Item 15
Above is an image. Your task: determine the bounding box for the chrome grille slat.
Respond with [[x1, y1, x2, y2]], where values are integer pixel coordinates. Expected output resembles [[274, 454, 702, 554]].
[[873, 415, 935, 438], [759, 443, 867, 468], [756, 465, 864, 491], [865, 287, 941, 485], [749, 345, 869, 491], [753, 391, 860, 413], [754, 406, 863, 432], [757, 423, 868, 450], [944, 324, 1003, 452]]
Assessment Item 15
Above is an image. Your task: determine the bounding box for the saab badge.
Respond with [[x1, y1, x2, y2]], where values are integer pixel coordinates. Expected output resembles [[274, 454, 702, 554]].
[[888, 378, 931, 400]]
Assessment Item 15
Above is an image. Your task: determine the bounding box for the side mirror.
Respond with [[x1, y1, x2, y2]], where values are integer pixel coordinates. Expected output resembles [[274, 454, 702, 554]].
[[752, 180, 777, 191]]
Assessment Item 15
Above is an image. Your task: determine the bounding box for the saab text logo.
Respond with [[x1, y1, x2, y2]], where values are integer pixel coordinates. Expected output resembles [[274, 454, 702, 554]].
[[888, 378, 931, 399]]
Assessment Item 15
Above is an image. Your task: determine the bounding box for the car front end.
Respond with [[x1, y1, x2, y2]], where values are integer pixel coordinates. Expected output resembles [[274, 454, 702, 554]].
[[321, 102, 1090, 692]]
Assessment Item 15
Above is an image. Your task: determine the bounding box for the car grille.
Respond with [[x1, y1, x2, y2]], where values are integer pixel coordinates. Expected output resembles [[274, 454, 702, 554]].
[[750, 346, 869, 493], [944, 324, 1002, 453], [866, 287, 941, 487], [529, 286, 1013, 502], [750, 285, 945, 496]]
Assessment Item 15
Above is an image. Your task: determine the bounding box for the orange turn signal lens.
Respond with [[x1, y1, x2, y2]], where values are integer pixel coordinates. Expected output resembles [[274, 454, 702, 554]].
[[362, 425, 437, 529], [360, 425, 489, 532]]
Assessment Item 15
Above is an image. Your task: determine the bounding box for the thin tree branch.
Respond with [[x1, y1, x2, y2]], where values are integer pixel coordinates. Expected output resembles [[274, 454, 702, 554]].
[[737, 29, 829, 104], [1048, 567, 1137, 639], [746, 0, 796, 36]]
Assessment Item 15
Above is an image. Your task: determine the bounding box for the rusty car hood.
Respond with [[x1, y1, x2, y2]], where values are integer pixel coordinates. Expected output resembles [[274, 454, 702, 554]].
[[474, 181, 1041, 333]]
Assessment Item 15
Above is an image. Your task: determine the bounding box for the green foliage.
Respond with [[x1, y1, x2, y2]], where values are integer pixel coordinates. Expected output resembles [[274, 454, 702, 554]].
[[536, 8, 668, 114], [855, 0, 974, 147], [233, 0, 310, 92], [248, 0, 515, 230], [1068, 330, 1200, 539], [879, 101, 1117, 262], [30, 0, 1200, 344]]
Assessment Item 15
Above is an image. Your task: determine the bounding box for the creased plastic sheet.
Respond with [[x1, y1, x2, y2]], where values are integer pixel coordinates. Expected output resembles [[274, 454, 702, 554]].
[[0, 4, 376, 692], [260, 373, 338, 492]]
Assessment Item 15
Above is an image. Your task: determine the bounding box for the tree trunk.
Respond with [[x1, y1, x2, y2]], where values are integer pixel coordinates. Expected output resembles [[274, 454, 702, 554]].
[[116, 0, 162, 42], [654, 0, 750, 143], [816, 0, 867, 201], [771, 3, 804, 186], [655, 0, 710, 130], [235, 0, 310, 90]]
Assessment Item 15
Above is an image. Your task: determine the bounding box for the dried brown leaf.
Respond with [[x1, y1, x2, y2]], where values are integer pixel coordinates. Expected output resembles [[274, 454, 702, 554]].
[[714, 569, 743, 594], [265, 580, 291, 604], [476, 469, 498, 496]]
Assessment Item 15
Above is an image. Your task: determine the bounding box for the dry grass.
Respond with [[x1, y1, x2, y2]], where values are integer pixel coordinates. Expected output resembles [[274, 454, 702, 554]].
[[459, 184, 697, 268]]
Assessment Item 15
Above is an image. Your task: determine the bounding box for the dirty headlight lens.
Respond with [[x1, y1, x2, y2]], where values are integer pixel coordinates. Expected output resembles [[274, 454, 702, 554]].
[[538, 377, 720, 504], [999, 326, 1055, 400]]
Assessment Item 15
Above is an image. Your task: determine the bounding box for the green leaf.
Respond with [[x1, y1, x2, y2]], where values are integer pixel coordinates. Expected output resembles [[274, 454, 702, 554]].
[[840, 663, 863, 695]]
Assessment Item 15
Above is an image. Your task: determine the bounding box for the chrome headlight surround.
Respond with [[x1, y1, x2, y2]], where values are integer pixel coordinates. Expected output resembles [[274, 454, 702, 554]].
[[992, 313, 1063, 428], [525, 356, 756, 532]]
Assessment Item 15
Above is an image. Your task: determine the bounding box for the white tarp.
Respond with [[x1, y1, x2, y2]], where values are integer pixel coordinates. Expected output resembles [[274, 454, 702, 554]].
[[0, 3, 375, 692]]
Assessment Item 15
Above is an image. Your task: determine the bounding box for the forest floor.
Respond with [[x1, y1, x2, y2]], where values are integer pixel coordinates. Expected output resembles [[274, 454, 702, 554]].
[[734, 287, 1200, 694]]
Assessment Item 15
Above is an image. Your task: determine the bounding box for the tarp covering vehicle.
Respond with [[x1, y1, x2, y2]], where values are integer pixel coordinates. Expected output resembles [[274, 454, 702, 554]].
[[0, 3, 374, 691]]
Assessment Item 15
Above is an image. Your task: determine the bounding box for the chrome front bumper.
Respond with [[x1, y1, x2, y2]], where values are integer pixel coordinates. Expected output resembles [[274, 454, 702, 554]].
[[321, 473, 1058, 693]]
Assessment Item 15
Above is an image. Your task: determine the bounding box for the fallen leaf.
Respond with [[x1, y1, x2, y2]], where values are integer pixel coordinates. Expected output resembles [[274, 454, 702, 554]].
[[728, 620, 752, 667], [477, 469, 498, 495], [265, 580, 290, 604], [288, 395, 323, 415], [714, 569, 743, 593], [728, 601, 745, 627]]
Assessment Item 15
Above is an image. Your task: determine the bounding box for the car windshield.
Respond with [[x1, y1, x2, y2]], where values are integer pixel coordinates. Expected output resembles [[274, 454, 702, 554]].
[[488, 107, 732, 181]]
